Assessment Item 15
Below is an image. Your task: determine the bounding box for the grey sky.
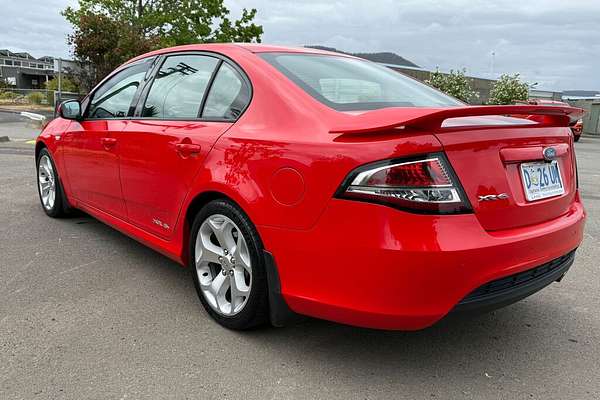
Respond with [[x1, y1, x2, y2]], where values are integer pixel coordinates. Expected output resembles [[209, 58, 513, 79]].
[[0, 0, 598, 91]]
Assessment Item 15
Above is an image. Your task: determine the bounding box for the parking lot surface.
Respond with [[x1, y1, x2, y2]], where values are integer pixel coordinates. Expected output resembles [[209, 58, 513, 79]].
[[1, 133, 599, 399], [0, 110, 46, 141]]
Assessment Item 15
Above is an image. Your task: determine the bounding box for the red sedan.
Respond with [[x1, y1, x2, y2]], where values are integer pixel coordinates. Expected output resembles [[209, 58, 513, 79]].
[[571, 118, 583, 141], [517, 99, 583, 141], [36, 44, 586, 330]]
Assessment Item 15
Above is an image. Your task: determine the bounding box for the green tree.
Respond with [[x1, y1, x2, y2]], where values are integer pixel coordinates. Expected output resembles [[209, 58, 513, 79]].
[[44, 76, 79, 93], [488, 73, 529, 105], [425, 68, 478, 103], [63, 11, 157, 85], [63, 0, 263, 85]]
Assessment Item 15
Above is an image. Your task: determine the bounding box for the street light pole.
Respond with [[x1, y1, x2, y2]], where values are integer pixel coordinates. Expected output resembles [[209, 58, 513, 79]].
[[528, 82, 539, 99], [57, 58, 62, 105]]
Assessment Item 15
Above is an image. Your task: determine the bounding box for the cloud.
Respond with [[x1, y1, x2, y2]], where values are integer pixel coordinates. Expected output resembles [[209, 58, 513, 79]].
[[0, 0, 597, 90], [226, 0, 600, 91], [0, 0, 77, 58]]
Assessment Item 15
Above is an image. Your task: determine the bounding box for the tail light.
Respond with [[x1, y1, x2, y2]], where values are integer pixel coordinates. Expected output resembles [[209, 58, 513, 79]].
[[335, 153, 472, 214]]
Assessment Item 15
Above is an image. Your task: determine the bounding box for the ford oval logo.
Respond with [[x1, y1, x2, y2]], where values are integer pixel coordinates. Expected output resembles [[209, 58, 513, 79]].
[[543, 147, 557, 161]]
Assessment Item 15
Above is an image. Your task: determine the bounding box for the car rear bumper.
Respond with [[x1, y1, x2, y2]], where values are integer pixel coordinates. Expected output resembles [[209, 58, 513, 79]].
[[452, 249, 575, 314], [258, 192, 586, 330]]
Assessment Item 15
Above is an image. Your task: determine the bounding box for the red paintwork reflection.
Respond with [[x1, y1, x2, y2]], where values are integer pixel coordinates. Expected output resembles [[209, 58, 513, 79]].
[[62, 119, 128, 219], [119, 120, 232, 239]]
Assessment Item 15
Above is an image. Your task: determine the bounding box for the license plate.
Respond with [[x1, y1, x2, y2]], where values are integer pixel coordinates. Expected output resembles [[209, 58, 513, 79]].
[[520, 161, 564, 201]]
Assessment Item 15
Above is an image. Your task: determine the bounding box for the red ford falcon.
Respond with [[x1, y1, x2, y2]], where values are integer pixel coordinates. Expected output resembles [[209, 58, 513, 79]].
[[35, 44, 586, 330]]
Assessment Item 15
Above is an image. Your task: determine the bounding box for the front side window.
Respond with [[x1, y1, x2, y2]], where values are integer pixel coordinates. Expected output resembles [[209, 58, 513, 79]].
[[261, 53, 463, 111], [202, 63, 250, 120], [87, 59, 152, 119], [142, 55, 219, 119]]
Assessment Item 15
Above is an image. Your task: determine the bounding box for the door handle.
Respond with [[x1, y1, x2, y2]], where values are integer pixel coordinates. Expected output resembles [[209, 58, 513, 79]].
[[175, 143, 201, 158], [101, 137, 117, 149]]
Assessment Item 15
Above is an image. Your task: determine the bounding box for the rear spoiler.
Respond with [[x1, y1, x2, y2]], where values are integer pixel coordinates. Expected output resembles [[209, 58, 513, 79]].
[[329, 105, 585, 135]]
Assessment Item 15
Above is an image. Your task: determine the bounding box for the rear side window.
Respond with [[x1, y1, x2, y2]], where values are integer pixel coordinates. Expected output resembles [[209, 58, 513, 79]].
[[260, 53, 463, 111], [88, 60, 152, 118], [142, 55, 219, 118], [202, 63, 250, 120]]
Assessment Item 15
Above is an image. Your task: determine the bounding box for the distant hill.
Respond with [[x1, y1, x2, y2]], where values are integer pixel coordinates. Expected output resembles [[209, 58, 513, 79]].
[[563, 90, 600, 97], [305, 45, 420, 68]]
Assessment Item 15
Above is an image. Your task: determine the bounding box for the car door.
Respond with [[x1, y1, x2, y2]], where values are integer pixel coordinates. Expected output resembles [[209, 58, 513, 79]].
[[61, 58, 155, 220], [118, 53, 251, 239]]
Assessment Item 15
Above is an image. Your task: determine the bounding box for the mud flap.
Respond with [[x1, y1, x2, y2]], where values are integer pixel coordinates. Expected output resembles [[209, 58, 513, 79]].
[[263, 250, 303, 327]]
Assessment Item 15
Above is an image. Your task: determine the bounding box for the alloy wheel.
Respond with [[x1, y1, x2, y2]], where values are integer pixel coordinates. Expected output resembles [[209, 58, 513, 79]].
[[38, 154, 56, 210], [195, 214, 252, 316]]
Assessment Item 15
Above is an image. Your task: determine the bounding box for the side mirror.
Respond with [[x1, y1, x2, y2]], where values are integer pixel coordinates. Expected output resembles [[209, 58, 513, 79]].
[[58, 100, 82, 121]]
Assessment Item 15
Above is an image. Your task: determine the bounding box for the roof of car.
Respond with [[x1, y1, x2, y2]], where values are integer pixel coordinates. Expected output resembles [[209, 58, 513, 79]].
[[233, 43, 339, 54], [126, 43, 351, 66]]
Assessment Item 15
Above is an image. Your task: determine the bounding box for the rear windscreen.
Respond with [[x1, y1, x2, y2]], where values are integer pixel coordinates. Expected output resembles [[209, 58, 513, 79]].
[[260, 53, 463, 111]]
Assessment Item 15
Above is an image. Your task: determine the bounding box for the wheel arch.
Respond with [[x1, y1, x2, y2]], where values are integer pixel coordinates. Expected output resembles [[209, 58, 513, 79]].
[[181, 189, 254, 264], [35, 140, 48, 162], [181, 188, 298, 327], [184, 190, 239, 228], [34, 139, 72, 216]]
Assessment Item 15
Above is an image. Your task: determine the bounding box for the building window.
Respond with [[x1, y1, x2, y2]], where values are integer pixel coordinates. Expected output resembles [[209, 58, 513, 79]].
[[4, 60, 13, 66], [13, 61, 21, 67]]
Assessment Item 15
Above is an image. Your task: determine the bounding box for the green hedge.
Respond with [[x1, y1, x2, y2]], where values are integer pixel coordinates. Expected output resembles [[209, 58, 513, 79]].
[[0, 91, 19, 100], [27, 92, 45, 105]]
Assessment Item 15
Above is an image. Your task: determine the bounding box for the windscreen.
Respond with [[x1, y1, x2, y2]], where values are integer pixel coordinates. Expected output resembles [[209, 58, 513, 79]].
[[260, 53, 463, 111]]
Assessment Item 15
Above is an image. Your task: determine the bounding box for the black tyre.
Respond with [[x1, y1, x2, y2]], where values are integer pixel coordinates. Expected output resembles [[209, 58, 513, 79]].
[[189, 199, 269, 330], [574, 135, 580, 142], [36, 148, 68, 218]]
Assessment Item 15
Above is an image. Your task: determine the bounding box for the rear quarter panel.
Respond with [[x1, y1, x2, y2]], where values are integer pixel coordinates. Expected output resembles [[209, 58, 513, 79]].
[[183, 130, 443, 231]]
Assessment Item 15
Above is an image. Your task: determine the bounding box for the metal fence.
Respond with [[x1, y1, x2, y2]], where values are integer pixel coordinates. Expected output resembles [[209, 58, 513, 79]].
[[0, 88, 85, 107], [586, 103, 600, 136], [567, 99, 600, 136]]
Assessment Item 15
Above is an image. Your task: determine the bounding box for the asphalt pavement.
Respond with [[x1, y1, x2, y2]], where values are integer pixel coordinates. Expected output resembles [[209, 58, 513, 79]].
[[0, 130, 599, 399], [0, 109, 46, 141]]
